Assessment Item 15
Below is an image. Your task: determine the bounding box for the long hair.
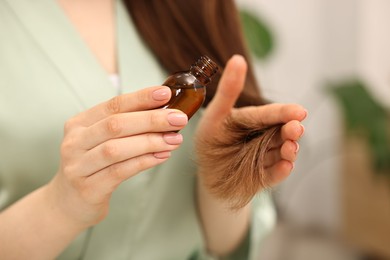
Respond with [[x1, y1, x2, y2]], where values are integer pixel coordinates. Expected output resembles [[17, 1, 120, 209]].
[[123, 0, 280, 208], [123, 0, 265, 107]]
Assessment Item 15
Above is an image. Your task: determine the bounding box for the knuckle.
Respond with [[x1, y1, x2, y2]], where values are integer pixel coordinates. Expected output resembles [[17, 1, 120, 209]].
[[133, 156, 150, 172], [108, 163, 123, 181], [105, 116, 123, 136], [148, 111, 163, 128], [280, 148, 287, 161], [63, 117, 78, 133], [69, 175, 82, 189], [61, 136, 75, 156], [145, 133, 161, 148], [106, 96, 122, 114], [101, 142, 118, 159], [61, 164, 76, 177]]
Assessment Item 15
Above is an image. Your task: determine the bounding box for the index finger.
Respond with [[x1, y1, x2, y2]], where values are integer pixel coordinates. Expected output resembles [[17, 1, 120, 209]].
[[233, 103, 307, 128], [74, 86, 172, 126]]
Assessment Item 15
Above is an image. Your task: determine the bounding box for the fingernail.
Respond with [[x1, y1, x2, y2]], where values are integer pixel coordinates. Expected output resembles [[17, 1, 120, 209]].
[[294, 141, 300, 153], [299, 124, 305, 138], [167, 112, 188, 126], [299, 109, 308, 120], [154, 151, 171, 159], [303, 109, 308, 119], [232, 54, 245, 62], [152, 87, 170, 101], [163, 133, 183, 145]]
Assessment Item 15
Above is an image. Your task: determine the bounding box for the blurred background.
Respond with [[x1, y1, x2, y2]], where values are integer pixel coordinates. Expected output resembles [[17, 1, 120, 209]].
[[235, 0, 390, 259]]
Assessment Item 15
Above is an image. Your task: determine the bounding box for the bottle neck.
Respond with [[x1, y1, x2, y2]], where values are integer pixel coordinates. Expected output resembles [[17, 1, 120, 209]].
[[190, 56, 218, 85]]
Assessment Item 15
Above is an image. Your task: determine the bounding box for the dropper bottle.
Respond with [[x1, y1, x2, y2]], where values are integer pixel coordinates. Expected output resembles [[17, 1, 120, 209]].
[[162, 56, 218, 119]]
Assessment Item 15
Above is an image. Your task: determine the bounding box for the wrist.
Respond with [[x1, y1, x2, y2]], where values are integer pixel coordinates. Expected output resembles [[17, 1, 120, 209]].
[[41, 183, 90, 234], [43, 180, 92, 232], [196, 171, 251, 256]]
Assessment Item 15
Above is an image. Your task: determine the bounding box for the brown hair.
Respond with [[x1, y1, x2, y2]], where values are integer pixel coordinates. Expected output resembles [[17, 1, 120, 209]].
[[123, 0, 280, 208], [123, 0, 265, 107]]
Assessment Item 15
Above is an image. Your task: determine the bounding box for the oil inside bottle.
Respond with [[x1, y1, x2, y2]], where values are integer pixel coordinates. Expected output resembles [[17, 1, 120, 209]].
[[161, 56, 218, 120]]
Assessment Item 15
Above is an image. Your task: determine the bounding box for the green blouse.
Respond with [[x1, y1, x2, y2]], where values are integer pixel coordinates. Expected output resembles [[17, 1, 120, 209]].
[[0, 0, 276, 259]]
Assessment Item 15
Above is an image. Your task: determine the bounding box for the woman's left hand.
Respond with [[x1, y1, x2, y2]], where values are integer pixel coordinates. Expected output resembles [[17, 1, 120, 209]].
[[195, 55, 307, 189]]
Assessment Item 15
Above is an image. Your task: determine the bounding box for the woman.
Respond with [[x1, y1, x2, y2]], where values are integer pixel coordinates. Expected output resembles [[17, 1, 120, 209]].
[[0, 0, 306, 259]]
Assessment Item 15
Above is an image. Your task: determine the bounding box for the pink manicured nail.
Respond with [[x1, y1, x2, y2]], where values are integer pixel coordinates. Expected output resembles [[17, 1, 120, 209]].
[[152, 88, 170, 101], [294, 141, 300, 153], [299, 124, 305, 138], [167, 112, 188, 126], [163, 133, 183, 145], [298, 109, 308, 120], [154, 151, 171, 159], [303, 109, 308, 119]]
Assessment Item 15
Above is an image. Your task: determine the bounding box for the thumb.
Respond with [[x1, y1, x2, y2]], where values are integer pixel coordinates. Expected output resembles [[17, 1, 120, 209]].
[[204, 55, 248, 123]]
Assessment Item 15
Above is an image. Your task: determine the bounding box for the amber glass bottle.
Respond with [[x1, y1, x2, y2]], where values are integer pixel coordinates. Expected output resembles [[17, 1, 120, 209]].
[[162, 56, 218, 119]]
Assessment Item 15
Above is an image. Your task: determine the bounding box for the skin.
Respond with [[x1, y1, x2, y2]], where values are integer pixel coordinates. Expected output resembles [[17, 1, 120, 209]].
[[196, 56, 306, 255], [0, 1, 306, 259]]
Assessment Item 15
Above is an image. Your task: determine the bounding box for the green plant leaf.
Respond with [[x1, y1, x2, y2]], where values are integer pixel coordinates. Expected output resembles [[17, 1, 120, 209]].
[[240, 10, 274, 60], [326, 79, 390, 175]]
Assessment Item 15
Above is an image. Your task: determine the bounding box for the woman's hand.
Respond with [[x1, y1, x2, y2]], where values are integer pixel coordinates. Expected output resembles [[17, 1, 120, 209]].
[[196, 55, 307, 202], [46, 86, 188, 229]]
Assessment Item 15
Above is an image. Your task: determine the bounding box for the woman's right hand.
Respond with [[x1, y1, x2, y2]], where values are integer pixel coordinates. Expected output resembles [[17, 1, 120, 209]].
[[45, 86, 187, 229]]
